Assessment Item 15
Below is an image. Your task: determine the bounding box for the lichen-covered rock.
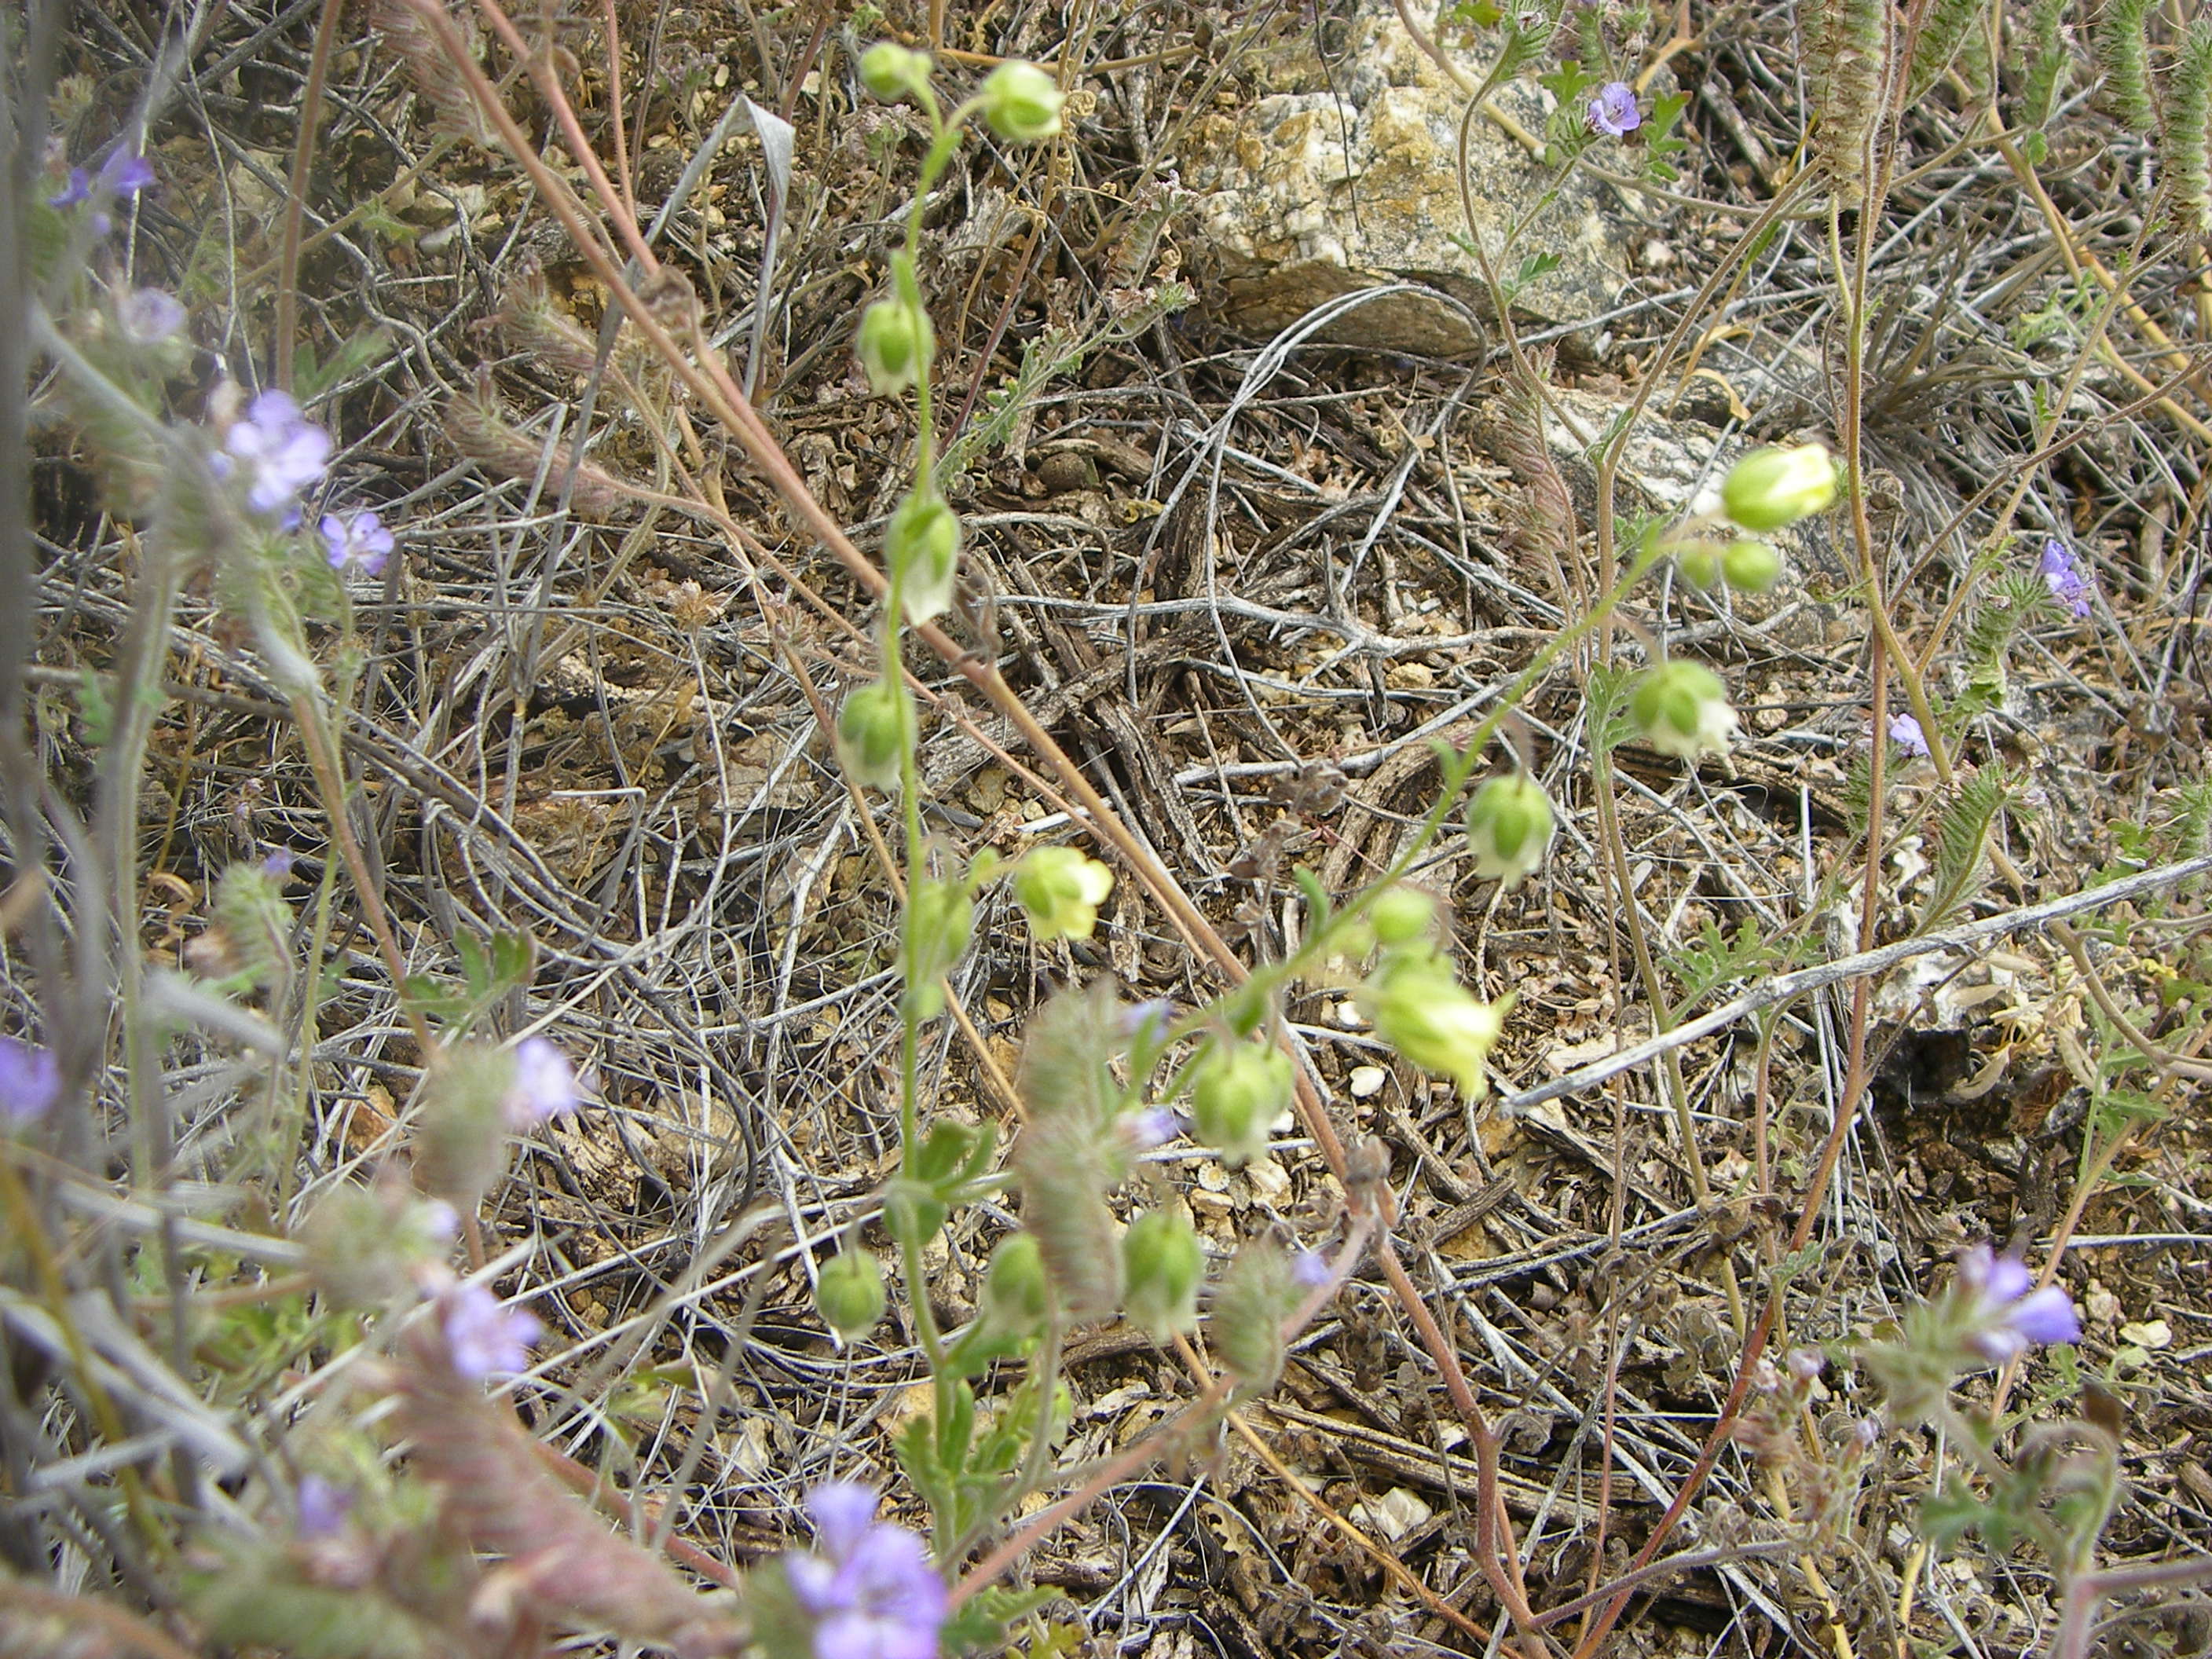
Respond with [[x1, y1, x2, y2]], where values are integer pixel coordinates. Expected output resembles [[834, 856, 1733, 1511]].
[[1185, 6, 1637, 353]]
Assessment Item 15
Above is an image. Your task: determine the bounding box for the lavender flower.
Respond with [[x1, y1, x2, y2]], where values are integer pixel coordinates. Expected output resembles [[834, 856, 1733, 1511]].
[[116, 287, 186, 346], [2039, 539, 2094, 618], [1588, 82, 1642, 137], [1887, 712, 1930, 756], [295, 1474, 354, 1540], [1956, 1244, 2080, 1364], [216, 390, 331, 522], [783, 1482, 947, 1659], [1120, 998, 1176, 1049], [320, 510, 394, 577], [50, 150, 156, 234], [439, 1282, 542, 1379], [503, 1036, 579, 1129], [1123, 1106, 1180, 1151], [1291, 1247, 1331, 1291], [0, 1038, 61, 1123]]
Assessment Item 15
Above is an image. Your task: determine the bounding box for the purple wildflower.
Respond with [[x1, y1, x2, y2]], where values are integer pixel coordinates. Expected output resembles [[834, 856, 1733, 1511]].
[[2039, 539, 2093, 619], [216, 390, 331, 522], [101, 152, 156, 196], [0, 1038, 61, 1124], [50, 151, 155, 233], [1956, 1243, 2080, 1364], [295, 1475, 354, 1539], [320, 511, 394, 577], [1123, 1106, 1180, 1151], [439, 1282, 541, 1379], [1887, 712, 1929, 757], [503, 1035, 578, 1129], [262, 848, 296, 880], [784, 1481, 947, 1659], [1291, 1247, 1331, 1291], [1121, 998, 1177, 1049], [1588, 82, 1642, 137]]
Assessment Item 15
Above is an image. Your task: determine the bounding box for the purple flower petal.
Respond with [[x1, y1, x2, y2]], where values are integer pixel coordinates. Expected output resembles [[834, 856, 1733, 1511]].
[[48, 167, 90, 208], [320, 510, 395, 577], [2009, 1285, 2082, 1346], [808, 1480, 881, 1562], [296, 1474, 353, 1539], [440, 1283, 541, 1379], [100, 151, 156, 196], [1123, 1107, 1179, 1150], [1588, 82, 1641, 137], [0, 1037, 61, 1123], [502, 1035, 577, 1128], [2039, 539, 2094, 619], [1887, 712, 1929, 757], [1291, 1247, 1331, 1290]]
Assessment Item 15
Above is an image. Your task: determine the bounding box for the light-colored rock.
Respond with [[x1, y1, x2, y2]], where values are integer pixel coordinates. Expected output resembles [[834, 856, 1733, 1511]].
[[1185, 6, 1637, 353]]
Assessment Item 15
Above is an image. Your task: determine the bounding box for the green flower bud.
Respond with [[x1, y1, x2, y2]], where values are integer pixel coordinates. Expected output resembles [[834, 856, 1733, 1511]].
[[414, 1042, 518, 1207], [887, 486, 961, 624], [1719, 537, 1783, 592], [978, 1232, 1052, 1342], [837, 678, 913, 792], [1122, 1209, 1204, 1343], [979, 61, 1064, 143], [1357, 952, 1511, 1100], [1016, 1112, 1124, 1319], [1013, 845, 1115, 942], [1464, 774, 1555, 889], [903, 878, 974, 1020], [1367, 884, 1436, 946], [1630, 660, 1739, 762], [815, 1248, 887, 1339], [855, 295, 933, 397], [859, 41, 932, 101], [302, 1184, 458, 1309], [1719, 444, 1836, 532], [1189, 1039, 1291, 1169], [1672, 541, 1723, 589], [1210, 1239, 1292, 1394]]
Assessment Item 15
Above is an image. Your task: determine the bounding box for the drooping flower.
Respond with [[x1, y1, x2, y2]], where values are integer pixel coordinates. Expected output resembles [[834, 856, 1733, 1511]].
[[217, 390, 331, 522], [116, 287, 187, 346], [1720, 445, 1837, 532], [2039, 538, 2094, 619], [502, 1035, 578, 1129], [782, 1481, 947, 1659], [438, 1282, 542, 1379], [1588, 82, 1642, 137], [320, 510, 394, 577], [1955, 1244, 2081, 1364], [1887, 712, 1930, 757], [1630, 660, 1740, 763], [0, 1038, 61, 1123], [1013, 846, 1115, 942], [1358, 950, 1511, 1100]]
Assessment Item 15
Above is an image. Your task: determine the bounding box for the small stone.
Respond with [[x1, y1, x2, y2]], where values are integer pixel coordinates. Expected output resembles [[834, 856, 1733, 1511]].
[[1349, 1064, 1388, 1098]]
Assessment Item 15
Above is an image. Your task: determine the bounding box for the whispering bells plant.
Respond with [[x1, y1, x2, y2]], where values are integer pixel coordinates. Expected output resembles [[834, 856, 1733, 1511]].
[[19, 2, 2212, 1654]]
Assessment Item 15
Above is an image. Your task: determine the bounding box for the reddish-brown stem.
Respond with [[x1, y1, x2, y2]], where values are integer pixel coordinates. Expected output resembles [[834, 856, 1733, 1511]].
[[417, 1, 1533, 1617], [274, 0, 346, 390]]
